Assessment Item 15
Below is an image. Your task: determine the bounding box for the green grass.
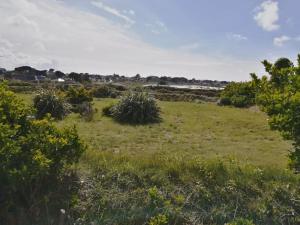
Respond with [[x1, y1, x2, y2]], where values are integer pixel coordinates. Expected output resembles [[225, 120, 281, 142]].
[[15, 93, 299, 225], [19, 94, 291, 168]]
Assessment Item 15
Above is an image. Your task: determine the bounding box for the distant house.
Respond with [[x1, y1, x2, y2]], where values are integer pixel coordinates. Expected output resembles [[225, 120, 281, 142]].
[[12, 66, 47, 81], [0, 68, 6, 75]]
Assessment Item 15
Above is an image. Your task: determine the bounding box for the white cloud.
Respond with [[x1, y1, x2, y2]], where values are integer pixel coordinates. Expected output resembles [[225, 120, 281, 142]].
[[91, 1, 135, 25], [0, 0, 262, 81], [146, 21, 167, 35], [123, 9, 135, 16], [226, 33, 248, 41], [254, 1, 280, 31], [273, 35, 290, 47]]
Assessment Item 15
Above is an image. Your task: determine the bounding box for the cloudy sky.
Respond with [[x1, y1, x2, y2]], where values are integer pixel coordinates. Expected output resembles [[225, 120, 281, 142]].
[[0, 0, 299, 81]]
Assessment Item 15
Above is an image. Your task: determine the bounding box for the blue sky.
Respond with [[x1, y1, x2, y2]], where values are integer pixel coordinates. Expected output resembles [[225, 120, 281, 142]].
[[0, 0, 299, 80]]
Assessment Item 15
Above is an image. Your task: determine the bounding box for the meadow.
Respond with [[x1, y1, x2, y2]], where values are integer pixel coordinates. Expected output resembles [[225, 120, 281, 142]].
[[19, 93, 291, 168], [14, 93, 300, 224]]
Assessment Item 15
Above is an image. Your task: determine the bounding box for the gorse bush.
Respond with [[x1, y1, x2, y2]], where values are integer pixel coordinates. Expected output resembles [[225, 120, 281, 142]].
[[107, 91, 161, 124], [66, 86, 93, 105], [219, 82, 256, 108], [33, 89, 71, 120], [0, 83, 86, 224]]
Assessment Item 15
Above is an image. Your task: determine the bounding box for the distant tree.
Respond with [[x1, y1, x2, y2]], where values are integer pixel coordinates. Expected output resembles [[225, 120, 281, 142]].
[[55, 70, 65, 78], [274, 57, 294, 70], [68, 72, 80, 82]]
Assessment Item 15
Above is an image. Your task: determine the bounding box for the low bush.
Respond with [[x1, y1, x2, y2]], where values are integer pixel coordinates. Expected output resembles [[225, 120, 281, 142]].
[[77, 101, 96, 122], [219, 82, 256, 107], [66, 86, 93, 105], [33, 89, 71, 120], [106, 91, 161, 124], [92, 85, 118, 98]]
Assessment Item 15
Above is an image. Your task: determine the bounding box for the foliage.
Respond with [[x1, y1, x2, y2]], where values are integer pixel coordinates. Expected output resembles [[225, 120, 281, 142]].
[[68, 72, 90, 83], [253, 54, 300, 171], [219, 82, 256, 107], [77, 101, 96, 122], [73, 151, 300, 225], [102, 103, 114, 117], [92, 85, 118, 98], [225, 218, 255, 225], [66, 86, 93, 105], [107, 91, 161, 124], [274, 57, 294, 70], [0, 83, 86, 224], [33, 89, 71, 120]]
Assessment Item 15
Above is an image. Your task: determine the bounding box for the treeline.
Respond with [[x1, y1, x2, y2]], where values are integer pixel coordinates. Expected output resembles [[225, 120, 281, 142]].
[[0, 66, 229, 87]]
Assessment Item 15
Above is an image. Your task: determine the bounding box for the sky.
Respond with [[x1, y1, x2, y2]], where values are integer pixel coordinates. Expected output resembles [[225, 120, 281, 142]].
[[0, 0, 299, 81]]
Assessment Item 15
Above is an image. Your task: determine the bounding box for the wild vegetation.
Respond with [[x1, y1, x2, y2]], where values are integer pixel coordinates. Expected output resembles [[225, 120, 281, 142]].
[[33, 89, 71, 120], [103, 91, 161, 124], [1, 55, 300, 224], [251, 55, 300, 171], [0, 83, 86, 224], [218, 82, 256, 107]]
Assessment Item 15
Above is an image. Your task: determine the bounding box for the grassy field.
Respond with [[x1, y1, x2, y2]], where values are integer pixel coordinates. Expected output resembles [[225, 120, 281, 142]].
[[15, 93, 300, 224], [18, 93, 291, 168]]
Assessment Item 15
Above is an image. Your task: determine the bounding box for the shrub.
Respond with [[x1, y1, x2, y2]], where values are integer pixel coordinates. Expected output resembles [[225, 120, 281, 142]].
[[92, 85, 117, 98], [77, 101, 96, 122], [0, 83, 86, 224], [219, 82, 256, 108], [66, 86, 93, 105], [33, 89, 71, 120], [108, 91, 161, 124]]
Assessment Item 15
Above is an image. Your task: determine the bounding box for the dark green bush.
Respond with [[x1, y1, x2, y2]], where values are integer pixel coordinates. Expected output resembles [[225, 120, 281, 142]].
[[92, 85, 117, 98], [33, 89, 71, 120], [219, 82, 255, 108], [108, 91, 161, 124], [0, 83, 86, 224]]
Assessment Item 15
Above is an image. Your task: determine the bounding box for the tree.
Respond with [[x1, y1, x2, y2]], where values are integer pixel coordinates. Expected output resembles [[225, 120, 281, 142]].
[[274, 57, 293, 70], [253, 54, 300, 170], [0, 83, 85, 223]]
